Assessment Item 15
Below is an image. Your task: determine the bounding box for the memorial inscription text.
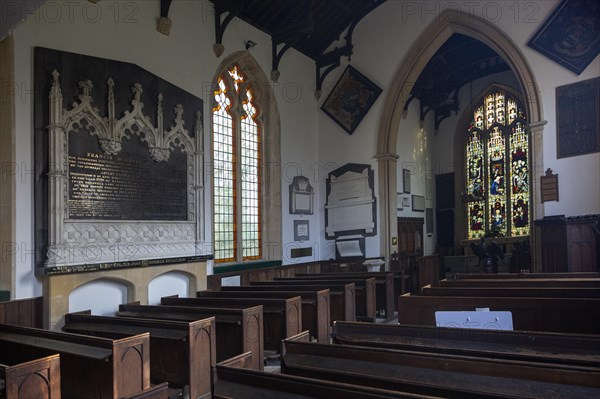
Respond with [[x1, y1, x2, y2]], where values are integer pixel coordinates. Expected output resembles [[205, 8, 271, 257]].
[[68, 132, 188, 220]]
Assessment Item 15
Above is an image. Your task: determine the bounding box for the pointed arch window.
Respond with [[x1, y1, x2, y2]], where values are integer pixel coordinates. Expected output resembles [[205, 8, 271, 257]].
[[465, 90, 530, 239], [213, 65, 262, 263]]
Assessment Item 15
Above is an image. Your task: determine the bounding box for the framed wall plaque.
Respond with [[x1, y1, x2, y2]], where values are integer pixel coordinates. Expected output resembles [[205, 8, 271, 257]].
[[321, 66, 382, 134], [556, 77, 600, 158], [289, 175, 314, 214], [403, 169, 411, 194], [412, 195, 425, 212], [528, 0, 600, 75], [294, 220, 310, 241], [540, 168, 559, 203]]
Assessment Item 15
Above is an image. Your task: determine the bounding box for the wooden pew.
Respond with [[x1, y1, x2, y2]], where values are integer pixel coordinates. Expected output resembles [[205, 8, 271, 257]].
[[0, 354, 61, 399], [0, 297, 43, 328], [295, 272, 395, 319], [224, 283, 355, 324], [0, 323, 150, 398], [196, 290, 330, 343], [281, 332, 600, 399], [121, 382, 169, 399], [272, 277, 376, 321], [331, 321, 600, 369], [116, 303, 264, 371], [62, 311, 215, 399], [214, 351, 438, 399], [422, 286, 600, 298], [160, 296, 301, 353], [439, 278, 600, 288], [398, 293, 600, 334], [455, 272, 600, 279]]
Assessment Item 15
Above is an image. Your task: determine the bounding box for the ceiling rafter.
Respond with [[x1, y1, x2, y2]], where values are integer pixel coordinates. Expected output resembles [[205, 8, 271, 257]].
[[411, 34, 512, 133], [208, 0, 387, 92]]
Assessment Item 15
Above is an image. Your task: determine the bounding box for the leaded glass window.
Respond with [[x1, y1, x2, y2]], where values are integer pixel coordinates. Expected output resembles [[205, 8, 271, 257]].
[[213, 65, 262, 263], [465, 90, 529, 239]]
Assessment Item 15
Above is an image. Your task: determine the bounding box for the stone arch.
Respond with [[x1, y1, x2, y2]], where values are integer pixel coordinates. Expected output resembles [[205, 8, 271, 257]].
[[376, 10, 545, 264], [210, 51, 282, 262]]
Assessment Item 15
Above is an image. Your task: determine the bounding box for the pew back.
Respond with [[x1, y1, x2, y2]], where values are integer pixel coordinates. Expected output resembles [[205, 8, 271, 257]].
[[196, 290, 330, 343], [63, 311, 215, 399], [0, 323, 150, 398], [398, 294, 600, 334], [117, 303, 263, 371]]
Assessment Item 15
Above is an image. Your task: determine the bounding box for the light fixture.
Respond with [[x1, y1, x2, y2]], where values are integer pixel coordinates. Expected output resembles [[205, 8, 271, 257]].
[[245, 40, 257, 50]]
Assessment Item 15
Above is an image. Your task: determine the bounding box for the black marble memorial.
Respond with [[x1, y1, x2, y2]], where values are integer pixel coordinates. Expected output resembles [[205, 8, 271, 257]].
[[34, 47, 203, 270]]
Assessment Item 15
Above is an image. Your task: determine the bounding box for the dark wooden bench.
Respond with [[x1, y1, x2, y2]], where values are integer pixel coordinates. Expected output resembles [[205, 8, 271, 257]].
[[439, 278, 600, 288], [62, 311, 215, 399], [224, 283, 355, 324], [121, 383, 169, 399], [214, 351, 436, 399], [272, 277, 376, 321], [455, 272, 600, 279], [0, 323, 151, 398], [0, 354, 61, 398], [116, 303, 264, 371], [398, 293, 600, 334], [0, 297, 43, 328], [197, 290, 330, 343], [160, 296, 301, 353], [422, 285, 600, 298], [331, 321, 600, 369], [295, 272, 395, 319], [281, 332, 600, 399]]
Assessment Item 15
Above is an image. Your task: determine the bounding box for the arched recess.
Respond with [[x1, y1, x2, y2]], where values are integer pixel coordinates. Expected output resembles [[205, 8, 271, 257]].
[[68, 277, 134, 317], [148, 270, 193, 304], [211, 51, 282, 262], [376, 10, 545, 265]]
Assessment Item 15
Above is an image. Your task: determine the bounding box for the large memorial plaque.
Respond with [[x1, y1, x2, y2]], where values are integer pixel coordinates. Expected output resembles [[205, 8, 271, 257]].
[[68, 132, 187, 220], [325, 163, 376, 238], [34, 47, 207, 270]]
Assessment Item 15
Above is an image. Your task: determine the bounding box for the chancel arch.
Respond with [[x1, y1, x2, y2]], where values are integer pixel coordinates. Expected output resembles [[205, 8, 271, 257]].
[[376, 10, 545, 267]]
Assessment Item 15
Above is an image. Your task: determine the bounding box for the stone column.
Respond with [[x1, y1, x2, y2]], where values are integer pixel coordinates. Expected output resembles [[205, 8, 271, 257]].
[[376, 152, 399, 270]]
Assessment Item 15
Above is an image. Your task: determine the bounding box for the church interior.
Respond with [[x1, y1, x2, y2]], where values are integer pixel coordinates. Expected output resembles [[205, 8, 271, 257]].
[[0, 0, 599, 398]]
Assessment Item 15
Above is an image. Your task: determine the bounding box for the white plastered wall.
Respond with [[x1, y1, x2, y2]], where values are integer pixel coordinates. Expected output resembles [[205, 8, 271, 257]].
[[11, 0, 319, 298]]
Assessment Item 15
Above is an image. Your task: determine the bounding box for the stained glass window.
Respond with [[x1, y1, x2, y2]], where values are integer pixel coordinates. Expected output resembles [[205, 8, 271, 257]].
[[213, 65, 262, 263], [465, 90, 529, 239]]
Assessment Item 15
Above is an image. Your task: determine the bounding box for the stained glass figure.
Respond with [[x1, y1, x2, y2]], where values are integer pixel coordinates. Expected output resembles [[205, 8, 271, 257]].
[[465, 90, 529, 239]]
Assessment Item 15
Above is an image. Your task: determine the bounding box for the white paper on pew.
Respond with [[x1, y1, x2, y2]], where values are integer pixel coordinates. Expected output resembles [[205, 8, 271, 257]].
[[221, 275, 241, 286], [435, 311, 513, 330]]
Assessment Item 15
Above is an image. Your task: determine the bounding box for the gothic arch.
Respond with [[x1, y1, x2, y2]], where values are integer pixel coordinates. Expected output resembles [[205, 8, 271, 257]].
[[376, 10, 545, 264], [211, 51, 282, 262]]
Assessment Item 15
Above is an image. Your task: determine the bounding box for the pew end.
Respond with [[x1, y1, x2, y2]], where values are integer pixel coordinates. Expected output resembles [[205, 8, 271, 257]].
[[0, 354, 61, 399], [217, 352, 254, 369]]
